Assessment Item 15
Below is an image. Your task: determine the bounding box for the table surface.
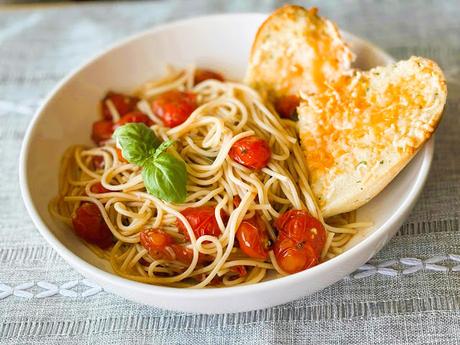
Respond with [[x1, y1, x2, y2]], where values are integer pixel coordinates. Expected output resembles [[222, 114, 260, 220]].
[[0, 1, 459, 344]]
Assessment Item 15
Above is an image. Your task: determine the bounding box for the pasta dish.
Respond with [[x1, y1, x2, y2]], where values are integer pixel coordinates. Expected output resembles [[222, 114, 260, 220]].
[[49, 67, 367, 288]]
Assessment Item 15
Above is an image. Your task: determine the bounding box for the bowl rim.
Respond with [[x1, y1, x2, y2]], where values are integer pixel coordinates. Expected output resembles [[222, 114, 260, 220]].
[[19, 12, 433, 300]]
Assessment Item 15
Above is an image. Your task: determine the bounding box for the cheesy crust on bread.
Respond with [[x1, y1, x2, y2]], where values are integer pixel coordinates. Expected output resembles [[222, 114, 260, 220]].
[[298, 57, 447, 217], [245, 5, 353, 102]]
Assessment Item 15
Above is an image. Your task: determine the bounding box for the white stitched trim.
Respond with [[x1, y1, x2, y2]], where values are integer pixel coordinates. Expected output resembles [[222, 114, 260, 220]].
[[0, 280, 104, 300], [353, 254, 460, 279], [1, 254, 460, 299]]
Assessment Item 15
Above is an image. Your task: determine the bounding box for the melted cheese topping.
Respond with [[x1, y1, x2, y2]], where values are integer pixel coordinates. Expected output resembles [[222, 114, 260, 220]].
[[299, 57, 445, 208], [246, 6, 353, 101]]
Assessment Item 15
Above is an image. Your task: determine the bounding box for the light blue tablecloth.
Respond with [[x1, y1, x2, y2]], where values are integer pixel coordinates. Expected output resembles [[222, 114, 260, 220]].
[[0, 1, 459, 343]]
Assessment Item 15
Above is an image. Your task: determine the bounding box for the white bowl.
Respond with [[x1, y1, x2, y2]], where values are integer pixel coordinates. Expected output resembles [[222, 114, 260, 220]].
[[19, 13, 433, 314]]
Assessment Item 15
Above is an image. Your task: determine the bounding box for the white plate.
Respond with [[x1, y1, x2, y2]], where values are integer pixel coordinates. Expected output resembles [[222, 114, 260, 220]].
[[19, 13, 433, 314]]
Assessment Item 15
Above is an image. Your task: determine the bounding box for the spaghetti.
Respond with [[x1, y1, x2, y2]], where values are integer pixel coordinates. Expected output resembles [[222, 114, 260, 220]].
[[49, 66, 368, 288]]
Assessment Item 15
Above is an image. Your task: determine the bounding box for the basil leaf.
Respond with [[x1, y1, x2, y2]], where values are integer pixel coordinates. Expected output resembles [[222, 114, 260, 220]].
[[153, 140, 174, 159], [142, 152, 187, 203], [112, 123, 161, 165], [113, 123, 187, 203]]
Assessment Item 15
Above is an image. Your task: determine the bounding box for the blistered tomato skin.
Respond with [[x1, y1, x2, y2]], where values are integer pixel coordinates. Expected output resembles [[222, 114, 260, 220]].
[[151, 90, 197, 128], [176, 206, 229, 239], [114, 111, 153, 128], [274, 210, 326, 274], [101, 92, 139, 120], [236, 216, 270, 260], [274, 95, 300, 119], [274, 237, 318, 273], [140, 229, 174, 259], [275, 210, 326, 256], [91, 120, 114, 145], [194, 69, 225, 85], [229, 136, 271, 170], [72, 203, 113, 249]]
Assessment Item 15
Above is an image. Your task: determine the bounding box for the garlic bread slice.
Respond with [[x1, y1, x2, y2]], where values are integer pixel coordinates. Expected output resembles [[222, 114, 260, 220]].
[[245, 5, 353, 101], [298, 56, 447, 217]]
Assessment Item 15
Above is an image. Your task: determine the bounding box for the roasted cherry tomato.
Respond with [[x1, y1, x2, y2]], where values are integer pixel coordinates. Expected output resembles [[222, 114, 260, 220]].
[[194, 68, 225, 85], [90, 182, 110, 194], [72, 203, 112, 249], [92, 155, 105, 169], [274, 237, 318, 274], [140, 229, 207, 265], [101, 91, 139, 120], [114, 111, 153, 128], [274, 95, 300, 119], [230, 265, 247, 277], [140, 229, 173, 258], [273, 210, 326, 274], [151, 90, 197, 128], [91, 120, 114, 145], [236, 216, 270, 260], [176, 206, 228, 239], [229, 136, 271, 170], [170, 244, 203, 265]]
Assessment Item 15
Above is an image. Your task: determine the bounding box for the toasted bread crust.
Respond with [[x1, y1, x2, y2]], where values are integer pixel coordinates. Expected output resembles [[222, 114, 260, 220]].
[[245, 5, 353, 101], [298, 57, 447, 217]]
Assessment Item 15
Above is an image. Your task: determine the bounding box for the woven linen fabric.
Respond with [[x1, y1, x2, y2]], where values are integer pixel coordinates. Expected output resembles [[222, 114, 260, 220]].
[[0, 0, 459, 344]]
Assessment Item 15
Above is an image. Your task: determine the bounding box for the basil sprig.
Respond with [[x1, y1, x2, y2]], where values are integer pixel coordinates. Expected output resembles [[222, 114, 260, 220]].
[[113, 123, 187, 203]]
